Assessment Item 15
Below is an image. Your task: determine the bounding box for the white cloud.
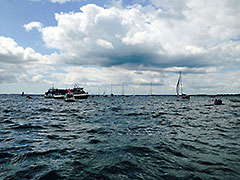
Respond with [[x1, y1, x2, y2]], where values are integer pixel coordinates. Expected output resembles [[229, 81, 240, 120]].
[[48, 65, 240, 95], [50, 0, 72, 4], [23, 21, 43, 32], [96, 39, 114, 49], [0, 36, 54, 84], [35, 2, 240, 71], [29, 0, 74, 3], [51, 65, 165, 94], [4, 1, 240, 94], [0, 36, 41, 64]]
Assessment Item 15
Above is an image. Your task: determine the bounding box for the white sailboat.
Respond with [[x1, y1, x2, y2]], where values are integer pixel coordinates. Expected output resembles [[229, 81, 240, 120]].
[[176, 71, 190, 99]]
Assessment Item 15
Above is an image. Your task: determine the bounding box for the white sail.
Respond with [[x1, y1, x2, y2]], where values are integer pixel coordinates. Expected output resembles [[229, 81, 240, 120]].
[[176, 71, 189, 99], [176, 71, 182, 96]]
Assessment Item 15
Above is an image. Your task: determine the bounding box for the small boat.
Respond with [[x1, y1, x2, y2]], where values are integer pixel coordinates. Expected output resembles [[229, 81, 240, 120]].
[[176, 71, 190, 99], [181, 94, 190, 99], [65, 92, 76, 102], [26, 95, 33, 99], [214, 99, 222, 105]]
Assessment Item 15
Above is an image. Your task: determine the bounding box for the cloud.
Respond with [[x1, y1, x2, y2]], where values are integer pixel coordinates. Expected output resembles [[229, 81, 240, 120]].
[[29, 0, 74, 3], [5, 0, 240, 94], [50, 0, 73, 4], [32, 2, 240, 73], [96, 39, 114, 49], [23, 22, 43, 32], [51, 65, 165, 94], [0, 36, 42, 64], [0, 36, 53, 84]]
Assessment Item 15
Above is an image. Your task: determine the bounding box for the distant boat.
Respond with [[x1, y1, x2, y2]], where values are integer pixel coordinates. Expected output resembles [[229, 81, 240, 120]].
[[176, 71, 190, 99], [44, 85, 88, 99], [71, 86, 89, 99], [214, 99, 223, 105], [110, 83, 114, 97], [26, 95, 32, 99], [21, 92, 24, 96], [65, 91, 76, 102], [150, 82, 157, 96]]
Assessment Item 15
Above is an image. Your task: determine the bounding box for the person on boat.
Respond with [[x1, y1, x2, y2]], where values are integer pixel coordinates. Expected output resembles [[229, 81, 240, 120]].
[[214, 99, 222, 105]]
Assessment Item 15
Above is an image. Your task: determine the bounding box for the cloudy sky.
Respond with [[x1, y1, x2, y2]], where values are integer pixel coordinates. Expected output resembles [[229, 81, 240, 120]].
[[0, 0, 240, 95]]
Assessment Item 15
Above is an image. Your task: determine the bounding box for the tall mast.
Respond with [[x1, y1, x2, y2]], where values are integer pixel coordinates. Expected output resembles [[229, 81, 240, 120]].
[[180, 71, 183, 95], [176, 71, 181, 96]]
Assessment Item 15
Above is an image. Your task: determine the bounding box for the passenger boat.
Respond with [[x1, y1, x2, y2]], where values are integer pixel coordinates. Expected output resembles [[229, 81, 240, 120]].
[[44, 85, 88, 99], [71, 86, 89, 99]]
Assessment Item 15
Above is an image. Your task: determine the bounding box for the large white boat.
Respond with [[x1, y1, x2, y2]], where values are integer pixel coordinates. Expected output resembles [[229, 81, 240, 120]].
[[44, 85, 89, 99], [71, 86, 89, 99]]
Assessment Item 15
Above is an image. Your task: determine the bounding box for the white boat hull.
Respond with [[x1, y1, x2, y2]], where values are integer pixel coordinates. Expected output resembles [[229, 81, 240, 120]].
[[74, 94, 89, 99]]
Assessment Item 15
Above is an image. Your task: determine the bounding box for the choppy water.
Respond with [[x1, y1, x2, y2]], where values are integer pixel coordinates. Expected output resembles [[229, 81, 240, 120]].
[[0, 95, 240, 180]]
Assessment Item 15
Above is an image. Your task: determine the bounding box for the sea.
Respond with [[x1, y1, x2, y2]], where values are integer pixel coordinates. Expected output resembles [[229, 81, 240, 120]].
[[0, 95, 240, 180]]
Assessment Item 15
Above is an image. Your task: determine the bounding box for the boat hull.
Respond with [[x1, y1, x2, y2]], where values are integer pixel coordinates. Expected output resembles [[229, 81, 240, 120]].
[[181, 95, 190, 99], [53, 95, 65, 99], [74, 94, 89, 99], [214, 99, 223, 105], [65, 99, 76, 102], [44, 95, 54, 98]]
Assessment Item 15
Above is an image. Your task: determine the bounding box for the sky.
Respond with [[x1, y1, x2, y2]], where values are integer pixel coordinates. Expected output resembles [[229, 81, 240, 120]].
[[0, 0, 240, 95]]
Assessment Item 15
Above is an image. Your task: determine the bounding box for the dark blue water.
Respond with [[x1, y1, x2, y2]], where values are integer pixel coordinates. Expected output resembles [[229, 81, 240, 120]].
[[0, 95, 240, 180]]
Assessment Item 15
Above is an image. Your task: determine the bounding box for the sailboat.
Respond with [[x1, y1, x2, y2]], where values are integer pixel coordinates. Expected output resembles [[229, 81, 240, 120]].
[[176, 71, 190, 99]]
